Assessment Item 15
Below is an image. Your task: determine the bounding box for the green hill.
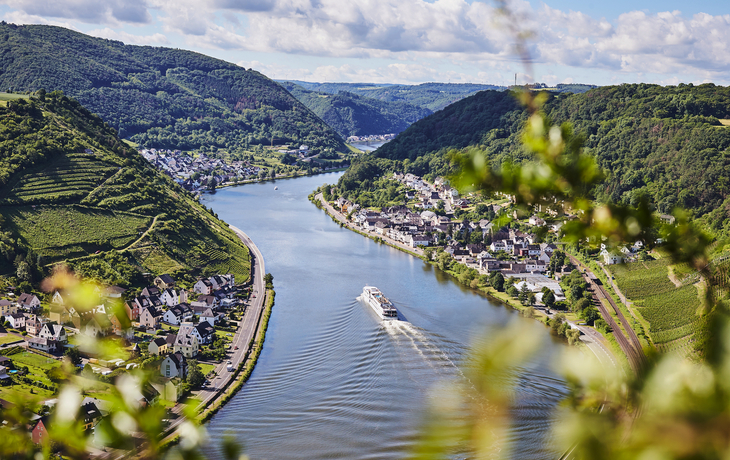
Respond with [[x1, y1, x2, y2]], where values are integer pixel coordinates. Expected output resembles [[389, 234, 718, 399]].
[[339, 84, 730, 233], [0, 91, 250, 287], [280, 82, 432, 137], [281, 81, 506, 112], [0, 23, 345, 154]]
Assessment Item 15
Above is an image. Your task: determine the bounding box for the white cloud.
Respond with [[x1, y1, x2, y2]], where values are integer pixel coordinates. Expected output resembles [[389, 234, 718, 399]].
[[1, 10, 79, 29], [86, 27, 170, 46], [3, 0, 730, 84], [1, 0, 151, 25]]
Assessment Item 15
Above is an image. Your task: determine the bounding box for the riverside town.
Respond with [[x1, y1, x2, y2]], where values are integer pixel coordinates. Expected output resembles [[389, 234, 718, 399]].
[[1, 6, 730, 460]]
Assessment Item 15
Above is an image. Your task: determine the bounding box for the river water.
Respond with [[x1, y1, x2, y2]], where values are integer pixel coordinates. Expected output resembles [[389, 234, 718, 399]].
[[200, 173, 567, 460]]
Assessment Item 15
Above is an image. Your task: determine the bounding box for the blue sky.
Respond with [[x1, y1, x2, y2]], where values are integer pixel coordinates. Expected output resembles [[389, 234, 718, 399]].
[[1, 0, 729, 86]]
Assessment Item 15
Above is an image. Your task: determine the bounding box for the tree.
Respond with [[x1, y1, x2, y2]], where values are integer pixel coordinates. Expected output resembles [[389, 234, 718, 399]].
[[423, 247, 435, 261], [264, 272, 274, 288], [518, 283, 530, 304], [581, 306, 601, 326], [506, 285, 519, 298], [543, 290, 555, 308], [186, 360, 205, 388], [65, 347, 82, 366], [490, 272, 505, 292]]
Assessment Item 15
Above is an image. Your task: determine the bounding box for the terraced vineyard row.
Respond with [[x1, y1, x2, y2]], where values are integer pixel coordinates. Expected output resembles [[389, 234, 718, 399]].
[[610, 258, 676, 299], [0, 205, 150, 262], [635, 285, 702, 332], [0, 154, 117, 204], [609, 258, 704, 358]]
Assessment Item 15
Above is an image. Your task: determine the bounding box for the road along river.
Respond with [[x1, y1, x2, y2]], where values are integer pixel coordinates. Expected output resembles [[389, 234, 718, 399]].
[[200, 172, 568, 460]]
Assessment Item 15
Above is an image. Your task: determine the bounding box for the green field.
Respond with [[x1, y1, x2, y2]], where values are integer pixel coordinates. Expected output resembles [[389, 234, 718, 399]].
[[609, 259, 703, 356], [0, 92, 29, 105], [0, 335, 22, 345], [1, 205, 151, 260]]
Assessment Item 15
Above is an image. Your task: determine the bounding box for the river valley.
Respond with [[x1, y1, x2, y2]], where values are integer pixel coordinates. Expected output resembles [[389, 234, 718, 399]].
[[200, 172, 568, 460]]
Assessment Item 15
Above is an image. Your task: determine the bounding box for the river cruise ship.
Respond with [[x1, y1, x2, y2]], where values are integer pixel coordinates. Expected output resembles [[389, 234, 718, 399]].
[[362, 286, 398, 320]]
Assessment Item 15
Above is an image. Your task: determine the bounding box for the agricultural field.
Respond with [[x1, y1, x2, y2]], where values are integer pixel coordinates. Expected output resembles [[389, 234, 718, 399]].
[[609, 259, 676, 299], [609, 259, 703, 357], [190, 238, 251, 282], [0, 92, 29, 106], [128, 246, 186, 275], [0, 205, 151, 261], [0, 153, 118, 205]]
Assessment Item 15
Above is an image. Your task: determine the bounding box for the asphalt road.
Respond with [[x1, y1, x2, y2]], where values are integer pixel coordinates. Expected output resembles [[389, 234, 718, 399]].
[[157, 225, 267, 442]]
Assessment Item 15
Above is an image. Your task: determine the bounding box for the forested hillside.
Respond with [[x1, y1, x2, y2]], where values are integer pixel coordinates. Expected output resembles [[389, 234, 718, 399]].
[[283, 81, 506, 112], [0, 23, 345, 153], [280, 82, 432, 137], [0, 91, 250, 287], [339, 84, 730, 233]]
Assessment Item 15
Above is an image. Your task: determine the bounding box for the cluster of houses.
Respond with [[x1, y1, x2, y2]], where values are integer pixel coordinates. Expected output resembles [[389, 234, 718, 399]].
[[396, 173, 472, 210], [331, 172, 571, 303], [0, 272, 238, 379], [276, 144, 312, 160], [140, 149, 264, 192], [0, 293, 71, 354], [129, 273, 239, 379], [346, 134, 396, 144]]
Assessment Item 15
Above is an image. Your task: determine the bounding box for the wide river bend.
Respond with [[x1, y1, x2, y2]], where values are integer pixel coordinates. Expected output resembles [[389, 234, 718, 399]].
[[201, 172, 567, 460]]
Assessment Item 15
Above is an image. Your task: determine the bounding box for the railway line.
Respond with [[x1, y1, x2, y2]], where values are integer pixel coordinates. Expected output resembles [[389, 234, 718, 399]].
[[568, 255, 646, 374]]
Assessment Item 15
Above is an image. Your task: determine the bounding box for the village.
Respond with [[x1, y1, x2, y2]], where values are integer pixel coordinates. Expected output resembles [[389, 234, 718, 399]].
[[329, 172, 651, 306], [140, 145, 346, 195], [0, 271, 248, 446], [140, 148, 266, 193]]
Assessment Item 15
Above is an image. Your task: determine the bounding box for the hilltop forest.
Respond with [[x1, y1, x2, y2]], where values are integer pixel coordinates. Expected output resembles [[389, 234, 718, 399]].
[[0, 22, 345, 154], [280, 82, 432, 138], [0, 91, 251, 287], [284, 81, 506, 112], [337, 84, 730, 234]]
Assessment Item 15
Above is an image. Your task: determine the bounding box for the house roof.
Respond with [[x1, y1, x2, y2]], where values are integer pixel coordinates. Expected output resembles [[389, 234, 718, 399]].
[[0, 299, 14, 307], [166, 352, 186, 369], [18, 293, 39, 306], [157, 274, 175, 285], [80, 401, 103, 423], [106, 285, 126, 294], [195, 322, 215, 336], [152, 337, 167, 348], [144, 307, 161, 318]]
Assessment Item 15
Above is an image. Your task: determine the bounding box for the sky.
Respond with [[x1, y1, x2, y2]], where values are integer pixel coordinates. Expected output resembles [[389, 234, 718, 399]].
[[1, 0, 729, 86]]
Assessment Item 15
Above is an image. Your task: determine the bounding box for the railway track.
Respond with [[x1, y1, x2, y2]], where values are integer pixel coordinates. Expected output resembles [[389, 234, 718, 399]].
[[568, 255, 646, 374]]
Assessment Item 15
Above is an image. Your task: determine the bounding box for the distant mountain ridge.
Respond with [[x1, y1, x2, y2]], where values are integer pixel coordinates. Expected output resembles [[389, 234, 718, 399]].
[[281, 81, 506, 112], [279, 82, 432, 138], [0, 23, 345, 153], [338, 84, 730, 234]]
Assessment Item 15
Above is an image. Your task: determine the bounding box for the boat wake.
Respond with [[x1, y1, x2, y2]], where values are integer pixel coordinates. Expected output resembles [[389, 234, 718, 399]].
[[383, 321, 464, 378]]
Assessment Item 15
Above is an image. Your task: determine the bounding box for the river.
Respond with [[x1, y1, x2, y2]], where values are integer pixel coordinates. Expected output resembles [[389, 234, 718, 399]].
[[200, 172, 567, 460]]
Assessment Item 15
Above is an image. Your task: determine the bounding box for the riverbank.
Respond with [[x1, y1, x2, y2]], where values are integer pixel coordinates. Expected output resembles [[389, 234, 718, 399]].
[[311, 193, 618, 358], [213, 167, 349, 192], [160, 224, 271, 447]]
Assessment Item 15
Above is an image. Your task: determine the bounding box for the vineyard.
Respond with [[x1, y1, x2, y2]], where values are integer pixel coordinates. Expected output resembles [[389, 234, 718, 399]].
[[0, 205, 151, 261], [609, 259, 676, 298], [0, 154, 117, 205], [609, 258, 704, 357], [202, 239, 250, 281]]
